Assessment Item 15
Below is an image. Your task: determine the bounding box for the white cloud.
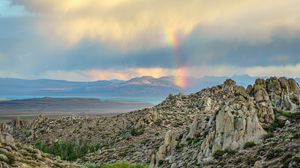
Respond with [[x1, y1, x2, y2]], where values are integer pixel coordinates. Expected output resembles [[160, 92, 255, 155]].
[[188, 64, 300, 78], [42, 68, 177, 81], [27, 64, 300, 82], [13, 0, 300, 48], [244, 64, 300, 77]]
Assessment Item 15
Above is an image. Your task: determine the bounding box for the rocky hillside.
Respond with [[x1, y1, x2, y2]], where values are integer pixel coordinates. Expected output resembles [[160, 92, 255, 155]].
[[5, 77, 300, 168], [0, 124, 80, 168]]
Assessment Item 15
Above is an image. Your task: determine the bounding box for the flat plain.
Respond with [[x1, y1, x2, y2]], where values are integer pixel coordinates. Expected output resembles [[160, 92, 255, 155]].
[[0, 97, 153, 122]]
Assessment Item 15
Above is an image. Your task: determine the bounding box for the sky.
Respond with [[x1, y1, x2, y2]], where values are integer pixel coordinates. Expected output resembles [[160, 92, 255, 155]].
[[0, 0, 300, 87]]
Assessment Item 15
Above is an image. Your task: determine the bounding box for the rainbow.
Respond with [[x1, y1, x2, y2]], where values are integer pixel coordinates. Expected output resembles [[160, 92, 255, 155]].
[[165, 30, 188, 88]]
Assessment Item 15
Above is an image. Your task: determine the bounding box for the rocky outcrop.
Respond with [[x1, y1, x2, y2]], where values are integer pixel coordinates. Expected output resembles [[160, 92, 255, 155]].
[[251, 77, 300, 112], [209, 113, 300, 168], [151, 77, 299, 167], [156, 130, 177, 163], [199, 99, 266, 158]]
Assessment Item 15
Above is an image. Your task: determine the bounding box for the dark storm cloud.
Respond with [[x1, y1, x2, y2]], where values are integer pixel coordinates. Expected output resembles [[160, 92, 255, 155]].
[[181, 30, 300, 67]]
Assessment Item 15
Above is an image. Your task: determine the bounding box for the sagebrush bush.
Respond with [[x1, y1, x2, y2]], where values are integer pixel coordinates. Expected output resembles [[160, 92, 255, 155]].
[[35, 142, 101, 161], [244, 141, 256, 149], [213, 149, 236, 159], [130, 127, 145, 136], [290, 112, 300, 121], [84, 162, 148, 168], [266, 119, 285, 132], [85, 162, 101, 168], [101, 162, 148, 168], [213, 150, 226, 159], [263, 133, 274, 140], [266, 148, 283, 160], [280, 111, 292, 117]]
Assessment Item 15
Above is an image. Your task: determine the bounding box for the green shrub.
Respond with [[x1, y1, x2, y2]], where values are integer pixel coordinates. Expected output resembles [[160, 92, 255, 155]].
[[244, 141, 256, 149], [130, 127, 145, 136], [154, 120, 162, 126], [224, 149, 236, 155], [283, 156, 300, 168], [213, 149, 236, 160], [84, 162, 148, 168], [5, 152, 16, 164], [266, 148, 283, 160], [186, 137, 192, 144], [290, 112, 300, 121], [175, 143, 184, 150], [85, 162, 101, 168], [213, 150, 226, 159], [282, 153, 294, 168], [274, 108, 291, 117], [276, 109, 300, 121], [141, 139, 150, 145], [158, 160, 164, 167], [101, 162, 148, 168], [280, 111, 292, 117], [192, 138, 201, 145], [292, 133, 300, 139], [186, 137, 201, 145], [246, 155, 258, 166], [266, 119, 285, 132], [35, 142, 101, 161], [173, 122, 183, 127], [263, 133, 274, 140]]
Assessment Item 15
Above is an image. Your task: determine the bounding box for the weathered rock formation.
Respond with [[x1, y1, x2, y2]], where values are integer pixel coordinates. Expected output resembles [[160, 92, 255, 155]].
[[250, 77, 300, 112]]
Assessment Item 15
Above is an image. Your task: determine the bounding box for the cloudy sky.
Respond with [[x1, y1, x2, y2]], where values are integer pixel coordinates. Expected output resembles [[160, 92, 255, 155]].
[[1, 0, 300, 84]]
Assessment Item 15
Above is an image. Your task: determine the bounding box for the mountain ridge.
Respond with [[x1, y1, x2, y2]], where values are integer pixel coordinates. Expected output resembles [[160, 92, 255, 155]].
[[1, 75, 293, 98], [0, 76, 180, 98]]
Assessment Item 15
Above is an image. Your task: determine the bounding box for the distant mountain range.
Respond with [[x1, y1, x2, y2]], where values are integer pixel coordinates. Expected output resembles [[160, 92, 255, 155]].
[[0, 75, 298, 98], [0, 76, 180, 98]]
